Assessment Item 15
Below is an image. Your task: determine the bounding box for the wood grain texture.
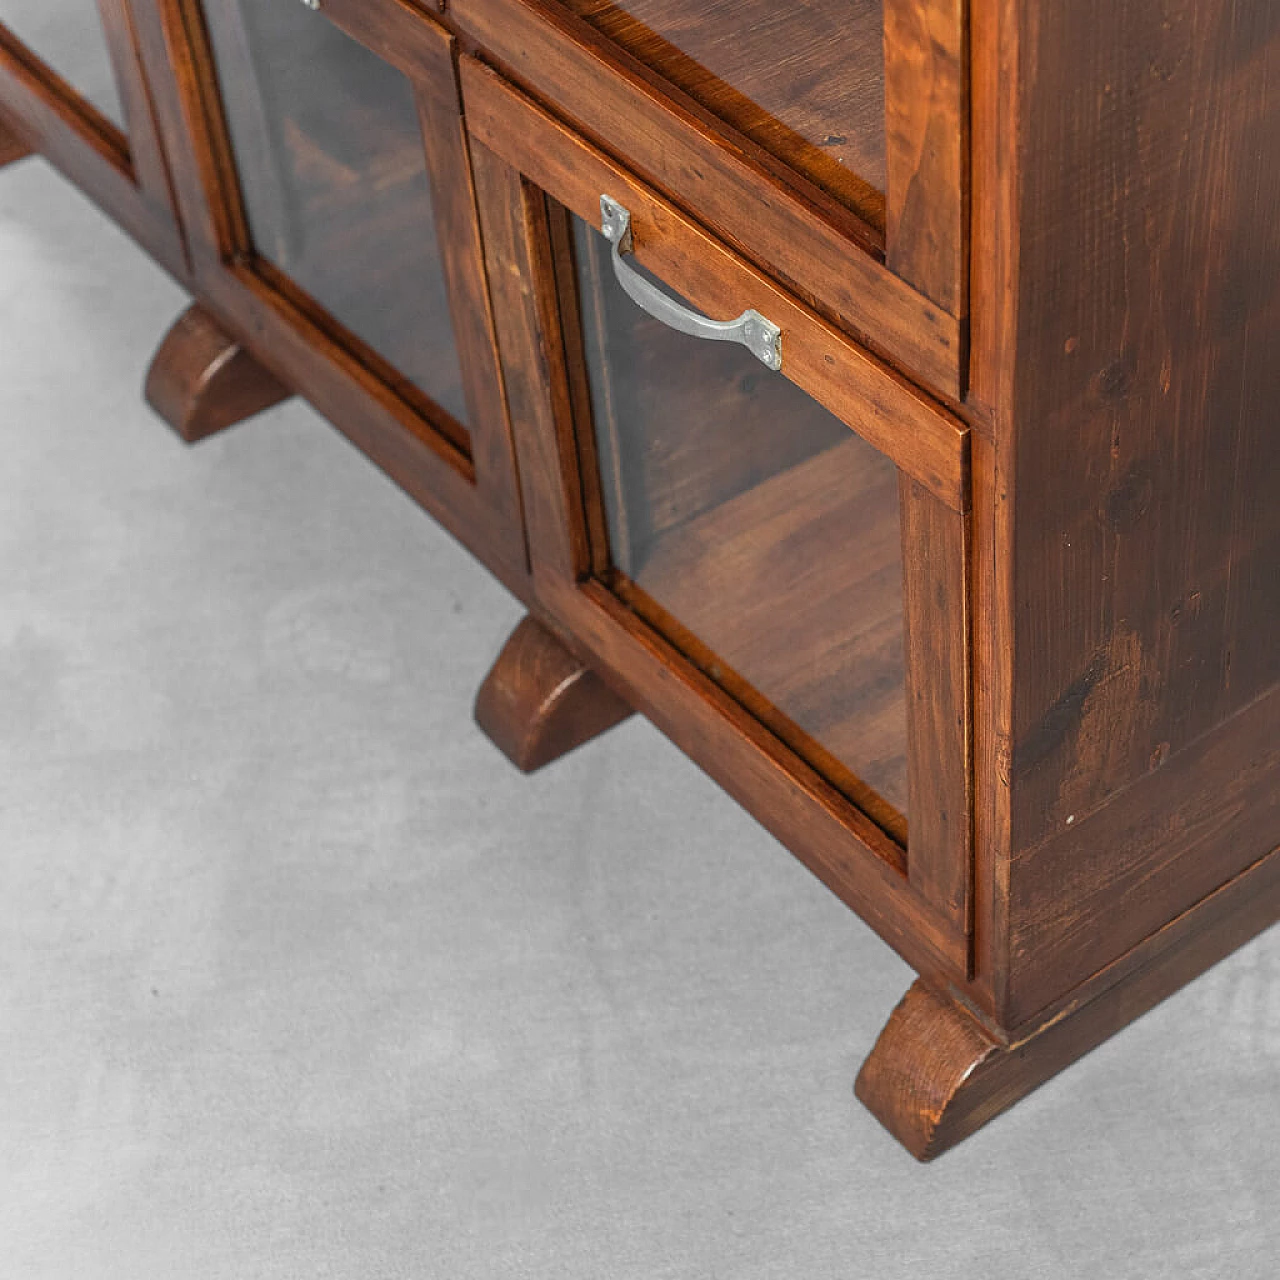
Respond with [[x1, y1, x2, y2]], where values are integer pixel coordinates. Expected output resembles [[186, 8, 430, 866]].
[[855, 979, 1000, 1161], [1008, 1, 1280, 843], [1006, 681, 1280, 1025], [555, 572, 970, 979], [999, 0, 1280, 1018], [144, 302, 291, 443], [963, 429, 1013, 1017], [558, 210, 919, 838], [960, 0, 1017, 1022], [860, 835, 1280, 1159], [565, 214, 858, 571], [416, 80, 527, 563], [461, 59, 971, 511], [453, 0, 964, 398], [615, 445, 911, 839], [96, 0, 174, 212], [0, 105, 29, 164], [300, 0, 459, 94], [475, 613, 633, 771], [139, 0, 246, 265], [204, 262, 531, 600], [901, 477, 972, 937], [198, 0, 472, 443], [884, 0, 967, 316], [21, 0, 1277, 1161]]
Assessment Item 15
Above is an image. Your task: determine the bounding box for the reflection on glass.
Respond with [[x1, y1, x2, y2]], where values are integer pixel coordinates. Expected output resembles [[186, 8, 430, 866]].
[[559, 0, 886, 221], [203, 0, 470, 432], [571, 215, 907, 832], [0, 0, 126, 129]]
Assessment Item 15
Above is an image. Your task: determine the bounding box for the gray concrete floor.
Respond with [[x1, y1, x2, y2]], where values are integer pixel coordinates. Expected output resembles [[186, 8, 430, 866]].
[[1, 154, 1277, 1279]]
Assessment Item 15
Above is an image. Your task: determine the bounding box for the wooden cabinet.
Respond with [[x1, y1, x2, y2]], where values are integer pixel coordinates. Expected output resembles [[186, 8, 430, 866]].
[[5, 0, 1278, 1162], [0, 0, 185, 273]]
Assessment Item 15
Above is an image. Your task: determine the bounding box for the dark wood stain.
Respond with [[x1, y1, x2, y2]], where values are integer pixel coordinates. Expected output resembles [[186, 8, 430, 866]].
[[3, 0, 1277, 1161], [1009, 1, 1280, 848]]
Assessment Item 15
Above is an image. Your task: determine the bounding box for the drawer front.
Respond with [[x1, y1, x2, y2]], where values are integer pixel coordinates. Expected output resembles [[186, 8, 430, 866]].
[[149, 0, 528, 590], [466, 59, 973, 979], [452, 0, 967, 399]]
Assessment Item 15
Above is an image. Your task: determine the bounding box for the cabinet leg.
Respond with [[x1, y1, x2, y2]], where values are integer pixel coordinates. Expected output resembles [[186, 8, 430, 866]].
[[855, 981, 1009, 1160], [858, 841, 1280, 1161], [0, 112, 31, 168], [145, 303, 290, 443], [475, 614, 632, 772]]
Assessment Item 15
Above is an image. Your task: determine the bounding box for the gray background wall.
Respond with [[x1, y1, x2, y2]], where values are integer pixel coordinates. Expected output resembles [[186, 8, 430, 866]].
[[1, 65, 1277, 1280]]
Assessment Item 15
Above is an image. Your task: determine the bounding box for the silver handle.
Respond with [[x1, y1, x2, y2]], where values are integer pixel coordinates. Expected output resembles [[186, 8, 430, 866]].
[[598, 195, 782, 371]]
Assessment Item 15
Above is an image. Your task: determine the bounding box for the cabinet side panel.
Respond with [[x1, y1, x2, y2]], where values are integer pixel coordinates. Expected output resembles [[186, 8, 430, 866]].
[[1004, 0, 1280, 1020]]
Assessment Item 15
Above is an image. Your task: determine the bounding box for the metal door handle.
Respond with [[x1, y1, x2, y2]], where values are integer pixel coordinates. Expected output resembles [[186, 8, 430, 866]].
[[598, 195, 782, 371]]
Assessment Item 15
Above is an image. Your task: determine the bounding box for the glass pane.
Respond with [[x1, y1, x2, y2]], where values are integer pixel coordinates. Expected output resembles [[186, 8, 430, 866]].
[[571, 216, 907, 832], [0, 0, 126, 129], [559, 0, 885, 222], [202, 0, 470, 431]]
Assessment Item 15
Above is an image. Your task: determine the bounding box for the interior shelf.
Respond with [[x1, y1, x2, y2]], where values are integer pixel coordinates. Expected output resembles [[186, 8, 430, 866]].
[[613, 437, 909, 837], [560, 0, 887, 226], [565, 209, 908, 836]]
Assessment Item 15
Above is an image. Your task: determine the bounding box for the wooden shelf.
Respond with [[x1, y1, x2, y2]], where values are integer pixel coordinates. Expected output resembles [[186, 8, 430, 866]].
[[616, 435, 909, 837], [560, 0, 886, 226]]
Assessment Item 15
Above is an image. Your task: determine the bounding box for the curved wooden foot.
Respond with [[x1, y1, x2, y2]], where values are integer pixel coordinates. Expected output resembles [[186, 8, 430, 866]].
[[145, 303, 290, 443], [855, 981, 1007, 1161], [0, 112, 31, 167], [475, 615, 632, 772], [860, 846, 1280, 1160]]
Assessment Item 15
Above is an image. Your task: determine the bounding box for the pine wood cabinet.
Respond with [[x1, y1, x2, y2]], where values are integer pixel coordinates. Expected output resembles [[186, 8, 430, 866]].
[[3, 0, 1277, 1160]]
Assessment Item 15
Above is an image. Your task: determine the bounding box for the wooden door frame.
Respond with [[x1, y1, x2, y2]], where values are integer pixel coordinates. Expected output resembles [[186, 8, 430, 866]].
[[467, 59, 975, 985], [138, 0, 531, 597], [0, 1, 187, 278]]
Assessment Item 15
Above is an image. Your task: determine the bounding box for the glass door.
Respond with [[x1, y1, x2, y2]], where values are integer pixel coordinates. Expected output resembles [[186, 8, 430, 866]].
[[566, 210, 909, 837], [555, 0, 886, 229], [201, 0, 472, 449], [467, 57, 973, 956], [155, 0, 527, 585], [0, 0, 185, 271]]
